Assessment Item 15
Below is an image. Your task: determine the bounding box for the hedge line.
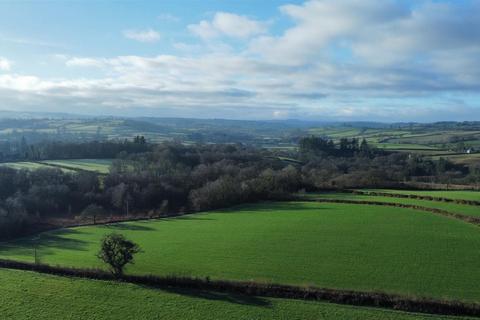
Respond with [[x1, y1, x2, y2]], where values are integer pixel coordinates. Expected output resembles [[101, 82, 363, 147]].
[[0, 259, 479, 317], [346, 190, 480, 206], [297, 197, 480, 227]]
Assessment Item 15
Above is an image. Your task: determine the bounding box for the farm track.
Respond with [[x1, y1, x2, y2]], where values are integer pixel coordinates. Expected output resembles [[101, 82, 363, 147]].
[[298, 197, 480, 227], [1, 259, 480, 318]]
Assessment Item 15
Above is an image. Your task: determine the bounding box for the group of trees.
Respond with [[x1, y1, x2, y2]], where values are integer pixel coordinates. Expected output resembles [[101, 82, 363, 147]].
[[299, 136, 375, 157], [0, 139, 150, 162], [0, 137, 477, 239]]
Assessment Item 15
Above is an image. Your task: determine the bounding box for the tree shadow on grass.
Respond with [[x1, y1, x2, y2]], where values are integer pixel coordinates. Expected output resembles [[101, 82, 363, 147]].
[[141, 284, 272, 308], [0, 228, 90, 260], [164, 215, 216, 222], [223, 201, 335, 213], [102, 223, 156, 231]]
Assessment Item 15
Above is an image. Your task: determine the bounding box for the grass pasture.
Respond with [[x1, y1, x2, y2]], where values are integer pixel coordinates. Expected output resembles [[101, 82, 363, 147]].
[[361, 189, 480, 202], [1, 268, 472, 320], [40, 159, 112, 174], [0, 161, 53, 171], [307, 192, 480, 218], [1, 202, 480, 302], [429, 153, 480, 165], [0, 159, 111, 173]]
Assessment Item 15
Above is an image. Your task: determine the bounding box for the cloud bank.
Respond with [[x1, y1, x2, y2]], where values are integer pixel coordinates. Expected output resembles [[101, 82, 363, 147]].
[[1, 0, 480, 121]]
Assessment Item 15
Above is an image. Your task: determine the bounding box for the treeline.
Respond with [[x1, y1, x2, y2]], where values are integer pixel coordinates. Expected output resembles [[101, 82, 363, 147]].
[[0, 143, 300, 238], [1, 138, 478, 239], [0, 138, 150, 162], [0, 167, 101, 238], [299, 136, 379, 157]]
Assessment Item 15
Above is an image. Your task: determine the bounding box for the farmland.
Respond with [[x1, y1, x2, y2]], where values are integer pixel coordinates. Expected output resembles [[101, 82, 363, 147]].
[[2, 117, 480, 158], [2, 201, 480, 302], [2, 268, 472, 320], [0, 161, 57, 171], [306, 192, 480, 218], [361, 189, 480, 201], [0, 159, 111, 173], [40, 159, 112, 174]]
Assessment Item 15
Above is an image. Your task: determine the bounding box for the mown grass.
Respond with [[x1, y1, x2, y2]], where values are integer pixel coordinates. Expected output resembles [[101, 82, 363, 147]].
[[1, 202, 480, 302], [308, 193, 480, 217], [1, 269, 473, 320], [361, 189, 480, 202], [40, 159, 112, 174]]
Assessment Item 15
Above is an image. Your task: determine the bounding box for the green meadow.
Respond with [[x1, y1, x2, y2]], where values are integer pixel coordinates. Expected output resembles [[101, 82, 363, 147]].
[[0, 161, 55, 171], [361, 189, 480, 201], [308, 193, 480, 217], [40, 159, 112, 174], [1, 202, 480, 302], [0, 159, 111, 173], [2, 268, 473, 320]]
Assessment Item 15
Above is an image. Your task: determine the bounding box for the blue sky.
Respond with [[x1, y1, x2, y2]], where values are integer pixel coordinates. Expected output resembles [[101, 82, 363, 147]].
[[0, 0, 479, 121]]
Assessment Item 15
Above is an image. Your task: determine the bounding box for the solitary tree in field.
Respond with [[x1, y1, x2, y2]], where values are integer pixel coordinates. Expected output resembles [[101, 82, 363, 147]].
[[97, 233, 141, 277]]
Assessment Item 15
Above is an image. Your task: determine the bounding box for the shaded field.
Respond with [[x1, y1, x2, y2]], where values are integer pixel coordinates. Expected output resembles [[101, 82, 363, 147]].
[[1, 202, 480, 302], [429, 153, 480, 165], [40, 159, 112, 173], [2, 268, 472, 320]]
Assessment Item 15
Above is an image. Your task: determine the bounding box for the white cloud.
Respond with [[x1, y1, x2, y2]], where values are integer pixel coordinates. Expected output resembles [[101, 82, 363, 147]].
[[123, 29, 161, 43], [188, 12, 266, 39], [2, 1, 480, 121], [157, 13, 180, 22], [66, 57, 107, 68], [0, 57, 12, 71]]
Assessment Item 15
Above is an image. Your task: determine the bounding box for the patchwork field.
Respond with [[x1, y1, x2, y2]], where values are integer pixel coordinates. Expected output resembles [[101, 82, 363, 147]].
[[1, 202, 480, 302], [305, 125, 480, 157], [2, 268, 472, 320]]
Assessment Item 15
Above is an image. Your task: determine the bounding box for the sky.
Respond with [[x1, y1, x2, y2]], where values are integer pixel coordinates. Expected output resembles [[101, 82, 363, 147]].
[[0, 0, 479, 122]]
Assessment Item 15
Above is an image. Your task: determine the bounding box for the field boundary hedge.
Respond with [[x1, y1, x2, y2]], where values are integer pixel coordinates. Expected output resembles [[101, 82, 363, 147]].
[[346, 190, 480, 206], [297, 197, 480, 227], [1, 259, 479, 317]]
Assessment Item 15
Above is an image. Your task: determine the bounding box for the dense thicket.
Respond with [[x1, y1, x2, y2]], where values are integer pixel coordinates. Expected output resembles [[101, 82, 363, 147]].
[[0, 137, 477, 239]]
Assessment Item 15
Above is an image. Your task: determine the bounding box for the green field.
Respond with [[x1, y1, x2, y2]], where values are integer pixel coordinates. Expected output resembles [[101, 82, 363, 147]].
[[40, 159, 112, 174], [0, 161, 56, 171], [2, 202, 480, 302], [2, 268, 471, 320], [0, 159, 111, 173], [307, 193, 480, 218], [429, 153, 480, 165], [361, 189, 480, 201]]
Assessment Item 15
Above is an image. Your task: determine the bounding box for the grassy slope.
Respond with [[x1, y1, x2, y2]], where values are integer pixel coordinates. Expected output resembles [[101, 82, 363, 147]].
[[0, 162, 53, 171], [309, 193, 480, 217], [40, 159, 112, 174], [1, 202, 480, 302], [1, 269, 472, 320], [362, 189, 480, 201]]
